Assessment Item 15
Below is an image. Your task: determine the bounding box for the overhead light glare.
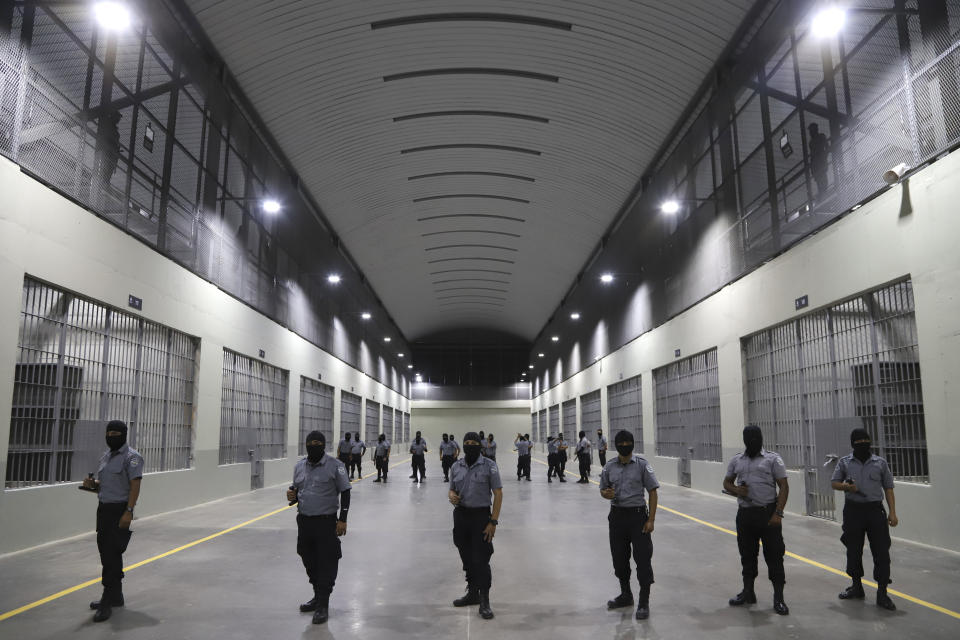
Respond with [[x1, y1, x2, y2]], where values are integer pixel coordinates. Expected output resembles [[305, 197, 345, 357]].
[[398, 353, 404, 358], [407, 364, 414, 369], [327, 274, 341, 284], [94, 1, 131, 31], [361, 312, 371, 320], [811, 6, 846, 38], [570, 312, 580, 320], [262, 198, 281, 214], [600, 273, 614, 283], [660, 200, 680, 215], [528, 365, 534, 369], [538, 352, 545, 358], [384, 337, 391, 343], [551, 336, 559, 342]]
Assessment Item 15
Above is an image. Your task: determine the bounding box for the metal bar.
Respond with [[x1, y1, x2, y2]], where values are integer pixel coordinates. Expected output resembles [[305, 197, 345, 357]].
[[9, 0, 34, 161], [97, 307, 112, 421], [156, 59, 181, 252], [757, 68, 782, 253], [158, 327, 173, 472], [46, 292, 70, 484]]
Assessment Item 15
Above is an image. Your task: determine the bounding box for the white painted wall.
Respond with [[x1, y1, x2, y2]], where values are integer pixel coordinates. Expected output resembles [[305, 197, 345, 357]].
[[410, 399, 531, 456], [0, 157, 409, 553], [533, 149, 960, 552]]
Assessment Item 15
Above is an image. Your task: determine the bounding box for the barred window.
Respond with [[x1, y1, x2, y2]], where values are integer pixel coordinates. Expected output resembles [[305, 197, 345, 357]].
[[364, 399, 380, 446], [298, 377, 333, 456], [340, 391, 361, 440], [548, 404, 560, 439], [607, 375, 642, 449], [538, 409, 546, 442], [531, 413, 538, 441], [383, 405, 394, 442], [7, 277, 197, 488], [562, 399, 577, 442], [744, 279, 926, 482], [654, 349, 721, 461], [219, 350, 287, 464], [403, 411, 410, 441], [580, 390, 602, 435]]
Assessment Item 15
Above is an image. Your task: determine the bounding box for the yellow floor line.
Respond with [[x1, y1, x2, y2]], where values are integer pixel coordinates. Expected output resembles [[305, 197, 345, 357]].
[[529, 455, 960, 620], [0, 456, 412, 622]]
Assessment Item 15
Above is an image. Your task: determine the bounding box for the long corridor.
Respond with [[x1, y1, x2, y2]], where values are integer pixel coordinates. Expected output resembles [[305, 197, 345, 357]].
[[1, 452, 958, 640]]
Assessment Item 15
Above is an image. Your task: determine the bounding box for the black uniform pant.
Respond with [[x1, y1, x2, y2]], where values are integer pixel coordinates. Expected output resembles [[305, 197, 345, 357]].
[[736, 504, 785, 584], [518, 454, 531, 478], [609, 506, 654, 586], [96, 502, 132, 590], [351, 455, 362, 477], [375, 455, 388, 479], [559, 452, 567, 473], [841, 501, 891, 585], [412, 454, 426, 480], [578, 452, 591, 480], [297, 514, 342, 596], [442, 455, 455, 479], [547, 453, 563, 479], [599, 451, 607, 467], [453, 507, 494, 590]]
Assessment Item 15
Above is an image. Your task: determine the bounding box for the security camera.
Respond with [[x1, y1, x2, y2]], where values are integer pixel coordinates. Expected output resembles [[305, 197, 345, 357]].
[[882, 163, 909, 184]]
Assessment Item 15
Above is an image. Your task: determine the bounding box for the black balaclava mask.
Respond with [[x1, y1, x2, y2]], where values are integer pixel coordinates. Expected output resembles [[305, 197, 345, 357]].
[[488, 434, 494, 443], [345, 432, 351, 442], [478, 431, 485, 441], [579, 430, 585, 440], [743, 425, 763, 458], [306, 430, 325, 463], [524, 434, 530, 441], [463, 432, 482, 465], [442, 433, 449, 442], [378, 434, 385, 443], [851, 428, 872, 463], [415, 431, 422, 444], [105, 420, 127, 452], [615, 430, 634, 458]]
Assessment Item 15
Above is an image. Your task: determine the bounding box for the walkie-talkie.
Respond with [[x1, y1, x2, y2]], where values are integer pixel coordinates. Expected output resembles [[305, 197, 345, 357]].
[[288, 485, 298, 506]]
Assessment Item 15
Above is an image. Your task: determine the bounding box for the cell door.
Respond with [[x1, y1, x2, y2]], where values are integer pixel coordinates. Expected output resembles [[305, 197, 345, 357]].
[[806, 418, 857, 520]]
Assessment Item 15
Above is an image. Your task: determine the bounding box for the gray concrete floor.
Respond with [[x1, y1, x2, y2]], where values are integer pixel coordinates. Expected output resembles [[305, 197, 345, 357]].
[[1, 452, 958, 639]]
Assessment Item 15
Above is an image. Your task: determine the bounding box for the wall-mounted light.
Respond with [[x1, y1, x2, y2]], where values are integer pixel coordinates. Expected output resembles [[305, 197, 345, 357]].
[[94, 1, 131, 31], [600, 273, 614, 283], [811, 6, 846, 38], [883, 162, 910, 185], [570, 312, 580, 320], [660, 200, 680, 215], [262, 199, 281, 214], [327, 274, 341, 284]]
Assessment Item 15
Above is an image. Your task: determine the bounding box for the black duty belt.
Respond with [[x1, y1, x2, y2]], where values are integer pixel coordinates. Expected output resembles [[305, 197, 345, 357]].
[[610, 505, 648, 514], [739, 503, 775, 510], [298, 513, 337, 520], [456, 506, 491, 513]]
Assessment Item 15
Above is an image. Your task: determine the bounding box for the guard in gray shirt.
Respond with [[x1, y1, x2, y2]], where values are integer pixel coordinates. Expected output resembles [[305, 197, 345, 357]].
[[600, 430, 659, 620], [440, 433, 460, 482], [546, 435, 565, 483], [373, 434, 391, 483], [349, 432, 366, 479], [723, 425, 790, 615], [80, 420, 143, 623], [449, 431, 503, 620], [830, 428, 898, 610], [576, 430, 592, 483], [515, 434, 532, 481], [484, 433, 497, 461], [597, 429, 608, 466], [287, 431, 351, 624], [410, 431, 428, 482]]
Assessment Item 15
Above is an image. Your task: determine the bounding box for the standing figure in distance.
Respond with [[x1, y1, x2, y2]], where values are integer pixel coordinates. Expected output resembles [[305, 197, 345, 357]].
[[337, 432, 353, 475], [808, 122, 831, 200], [597, 428, 608, 467], [485, 433, 497, 462], [350, 432, 366, 480], [373, 433, 391, 483], [82, 420, 143, 623], [287, 431, 351, 624], [410, 430, 428, 483], [546, 435, 559, 483], [440, 433, 459, 482], [576, 430, 592, 483], [515, 433, 532, 481], [600, 430, 659, 620], [723, 425, 790, 615], [831, 428, 898, 610], [449, 431, 503, 620], [557, 433, 569, 477]]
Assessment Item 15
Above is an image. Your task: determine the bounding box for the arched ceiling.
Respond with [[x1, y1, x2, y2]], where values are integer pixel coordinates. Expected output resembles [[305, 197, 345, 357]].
[[182, 0, 757, 342]]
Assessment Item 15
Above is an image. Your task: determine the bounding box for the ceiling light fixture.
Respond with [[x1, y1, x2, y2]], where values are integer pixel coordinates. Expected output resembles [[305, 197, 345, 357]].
[[660, 200, 680, 215], [327, 274, 341, 284], [811, 6, 846, 38], [528, 365, 534, 369], [94, 1, 131, 31], [397, 353, 404, 358], [551, 336, 559, 342], [384, 337, 391, 343], [600, 273, 614, 283], [407, 364, 413, 369], [262, 199, 281, 214], [570, 312, 580, 320], [538, 352, 545, 358], [361, 312, 371, 319]]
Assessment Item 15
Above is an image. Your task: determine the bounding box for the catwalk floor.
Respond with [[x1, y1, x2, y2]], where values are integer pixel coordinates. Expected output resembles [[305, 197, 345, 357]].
[[1, 452, 958, 639]]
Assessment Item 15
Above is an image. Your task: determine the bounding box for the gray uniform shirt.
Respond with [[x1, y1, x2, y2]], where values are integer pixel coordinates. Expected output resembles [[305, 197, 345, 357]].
[[96, 444, 144, 503], [516, 440, 532, 455], [726, 449, 788, 507], [485, 440, 497, 457], [599, 454, 660, 508], [440, 440, 458, 456], [293, 455, 351, 516], [351, 441, 366, 456], [577, 437, 592, 456], [547, 440, 559, 455], [375, 440, 391, 457], [410, 439, 428, 455], [831, 453, 894, 503], [597, 434, 608, 452], [337, 439, 352, 456], [449, 456, 503, 508]]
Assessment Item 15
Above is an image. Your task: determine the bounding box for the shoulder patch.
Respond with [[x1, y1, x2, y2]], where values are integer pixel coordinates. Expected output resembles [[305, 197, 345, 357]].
[[337, 466, 345, 475], [130, 458, 140, 467], [646, 465, 654, 474]]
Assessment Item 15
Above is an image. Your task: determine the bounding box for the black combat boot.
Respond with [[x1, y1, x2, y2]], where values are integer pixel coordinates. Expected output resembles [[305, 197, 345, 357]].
[[635, 584, 650, 620], [876, 584, 896, 611], [607, 578, 634, 609], [478, 589, 494, 619], [92, 599, 112, 622], [453, 585, 480, 607], [89, 586, 124, 610], [772, 582, 789, 615], [300, 586, 321, 612], [312, 592, 330, 624], [838, 578, 865, 600], [729, 576, 757, 606]]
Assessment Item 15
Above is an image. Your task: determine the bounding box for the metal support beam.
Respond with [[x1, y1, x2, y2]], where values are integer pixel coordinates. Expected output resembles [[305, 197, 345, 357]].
[[156, 59, 181, 252]]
